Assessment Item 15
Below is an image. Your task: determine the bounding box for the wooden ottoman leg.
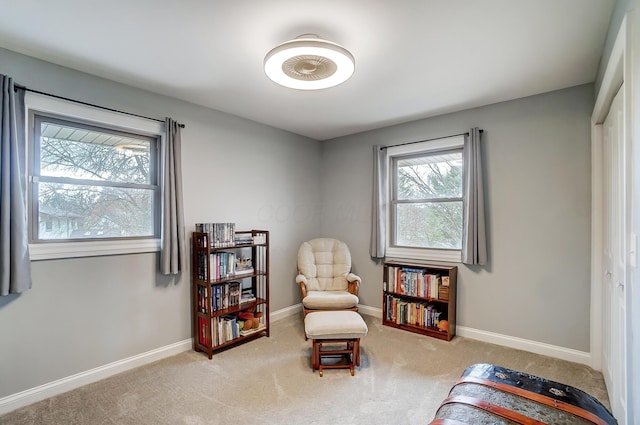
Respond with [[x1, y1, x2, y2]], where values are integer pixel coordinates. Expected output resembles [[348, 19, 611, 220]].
[[355, 339, 361, 366], [312, 340, 319, 370], [349, 340, 355, 376], [318, 341, 324, 377]]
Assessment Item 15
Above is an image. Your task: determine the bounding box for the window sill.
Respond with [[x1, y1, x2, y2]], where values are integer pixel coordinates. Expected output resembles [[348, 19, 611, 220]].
[[29, 239, 161, 261], [385, 246, 461, 264]]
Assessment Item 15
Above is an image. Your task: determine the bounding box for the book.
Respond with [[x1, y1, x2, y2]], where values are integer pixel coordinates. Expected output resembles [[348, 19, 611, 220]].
[[240, 291, 257, 303], [229, 281, 241, 307], [240, 323, 266, 336], [438, 285, 449, 301], [234, 267, 254, 276], [235, 233, 253, 245], [198, 317, 208, 347]]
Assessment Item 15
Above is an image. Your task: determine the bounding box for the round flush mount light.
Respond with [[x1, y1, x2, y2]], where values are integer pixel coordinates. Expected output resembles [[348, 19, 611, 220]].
[[264, 34, 355, 90]]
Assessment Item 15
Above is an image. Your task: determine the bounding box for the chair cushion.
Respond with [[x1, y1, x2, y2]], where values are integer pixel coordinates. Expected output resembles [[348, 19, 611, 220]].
[[298, 238, 352, 291], [305, 311, 368, 339], [303, 290, 359, 310]]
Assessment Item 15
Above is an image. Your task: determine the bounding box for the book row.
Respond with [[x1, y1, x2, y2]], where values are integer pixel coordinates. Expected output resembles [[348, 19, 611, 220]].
[[197, 282, 256, 313], [194, 224, 268, 248], [384, 294, 446, 328], [195, 222, 236, 247], [195, 251, 255, 282], [384, 266, 450, 301], [197, 315, 266, 348]]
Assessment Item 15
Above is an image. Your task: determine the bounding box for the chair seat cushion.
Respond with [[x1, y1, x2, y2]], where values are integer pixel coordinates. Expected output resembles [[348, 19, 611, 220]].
[[302, 290, 359, 310], [305, 311, 368, 340]]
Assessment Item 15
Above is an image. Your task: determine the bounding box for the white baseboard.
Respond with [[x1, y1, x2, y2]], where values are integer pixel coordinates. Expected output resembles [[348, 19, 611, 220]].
[[358, 305, 591, 366], [270, 303, 303, 322], [0, 339, 192, 416], [456, 326, 592, 366], [358, 304, 382, 318]]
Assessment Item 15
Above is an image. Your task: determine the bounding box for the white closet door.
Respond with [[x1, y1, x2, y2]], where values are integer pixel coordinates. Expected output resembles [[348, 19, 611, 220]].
[[602, 83, 627, 423]]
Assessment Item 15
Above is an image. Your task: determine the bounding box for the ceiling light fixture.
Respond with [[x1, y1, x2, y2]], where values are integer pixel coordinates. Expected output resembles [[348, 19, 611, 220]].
[[264, 34, 355, 90]]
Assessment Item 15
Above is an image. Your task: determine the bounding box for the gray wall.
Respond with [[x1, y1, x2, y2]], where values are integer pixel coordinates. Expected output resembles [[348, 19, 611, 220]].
[[320, 84, 594, 352], [0, 47, 320, 398]]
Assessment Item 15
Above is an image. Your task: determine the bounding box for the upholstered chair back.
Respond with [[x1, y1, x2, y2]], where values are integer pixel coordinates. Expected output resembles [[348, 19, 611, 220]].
[[297, 238, 352, 291]]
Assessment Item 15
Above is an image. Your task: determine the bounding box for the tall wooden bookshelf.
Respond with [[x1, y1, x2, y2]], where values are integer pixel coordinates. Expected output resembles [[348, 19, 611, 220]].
[[382, 259, 457, 341], [192, 228, 270, 359]]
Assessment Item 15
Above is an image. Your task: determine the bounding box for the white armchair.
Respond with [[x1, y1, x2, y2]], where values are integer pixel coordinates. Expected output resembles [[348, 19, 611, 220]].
[[296, 238, 361, 315]]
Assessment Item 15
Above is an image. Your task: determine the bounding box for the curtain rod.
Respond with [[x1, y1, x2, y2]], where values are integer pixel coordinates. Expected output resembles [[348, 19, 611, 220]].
[[380, 129, 483, 150], [14, 84, 185, 128]]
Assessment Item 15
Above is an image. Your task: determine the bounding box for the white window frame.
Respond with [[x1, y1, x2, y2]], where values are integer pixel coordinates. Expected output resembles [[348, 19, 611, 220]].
[[385, 135, 464, 263], [25, 93, 163, 260]]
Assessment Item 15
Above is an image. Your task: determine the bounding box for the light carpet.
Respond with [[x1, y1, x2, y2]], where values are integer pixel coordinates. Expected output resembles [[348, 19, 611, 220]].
[[0, 314, 610, 425]]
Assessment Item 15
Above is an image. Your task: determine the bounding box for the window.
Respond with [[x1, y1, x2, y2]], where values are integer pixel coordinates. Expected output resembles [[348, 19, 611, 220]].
[[26, 93, 164, 260], [386, 135, 464, 262], [392, 149, 463, 248], [31, 115, 159, 241]]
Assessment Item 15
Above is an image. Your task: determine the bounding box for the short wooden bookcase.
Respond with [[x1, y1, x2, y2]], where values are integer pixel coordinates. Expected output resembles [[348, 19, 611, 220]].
[[382, 259, 457, 341], [192, 229, 270, 359]]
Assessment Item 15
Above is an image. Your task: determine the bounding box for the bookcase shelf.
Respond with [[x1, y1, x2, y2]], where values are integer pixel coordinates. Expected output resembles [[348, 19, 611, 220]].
[[192, 229, 270, 359], [382, 259, 457, 341]]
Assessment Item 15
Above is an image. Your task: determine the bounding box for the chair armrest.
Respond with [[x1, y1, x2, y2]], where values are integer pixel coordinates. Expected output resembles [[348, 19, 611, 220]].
[[346, 273, 361, 284], [346, 273, 361, 295], [296, 274, 308, 298]]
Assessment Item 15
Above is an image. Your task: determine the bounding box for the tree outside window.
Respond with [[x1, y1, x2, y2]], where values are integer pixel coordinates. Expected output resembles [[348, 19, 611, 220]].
[[392, 150, 463, 250], [31, 116, 159, 241]]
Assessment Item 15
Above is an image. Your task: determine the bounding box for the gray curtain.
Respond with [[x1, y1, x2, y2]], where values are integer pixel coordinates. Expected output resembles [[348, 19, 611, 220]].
[[160, 118, 185, 275], [0, 75, 32, 295], [370, 145, 387, 259], [461, 127, 487, 265]]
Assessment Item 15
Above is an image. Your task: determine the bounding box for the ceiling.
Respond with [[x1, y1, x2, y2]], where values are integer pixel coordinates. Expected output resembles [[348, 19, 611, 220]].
[[0, 0, 615, 141]]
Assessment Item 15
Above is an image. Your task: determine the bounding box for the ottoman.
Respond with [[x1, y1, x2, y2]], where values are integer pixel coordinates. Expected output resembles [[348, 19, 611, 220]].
[[304, 311, 368, 376]]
